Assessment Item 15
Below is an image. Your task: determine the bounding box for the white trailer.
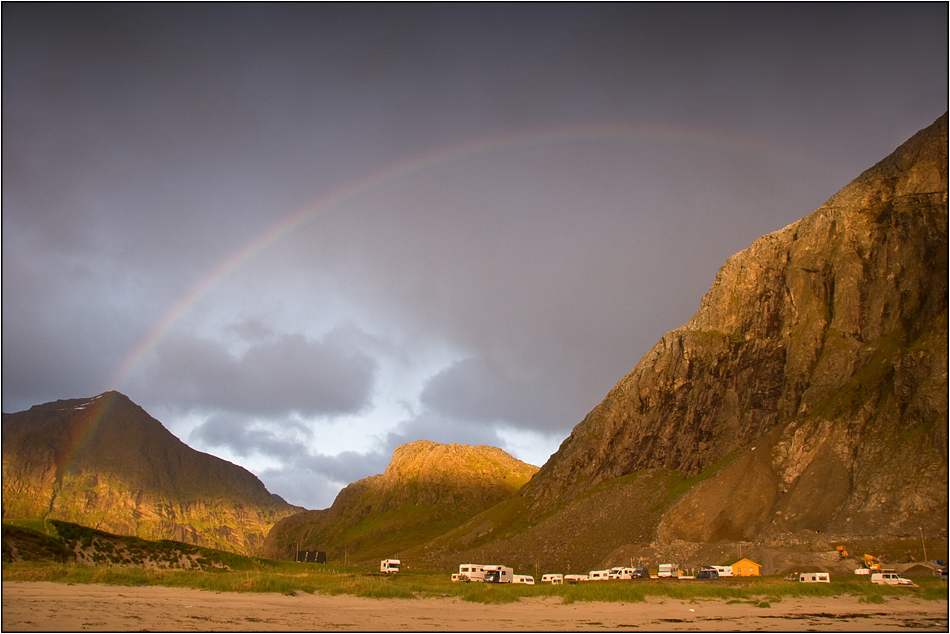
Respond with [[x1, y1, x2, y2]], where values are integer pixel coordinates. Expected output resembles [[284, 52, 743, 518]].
[[564, 574, 589, 582], [658, 563, 679, 578], [541, 574, 563, 584], [380, 559, 400, 573], [799, 572, 830, 583], [456, 564, 487, 582], [711, 565, 733, 577], [588, 569, 610, 580], [513, 575, 535, 585], [483, 565, 514, 583]]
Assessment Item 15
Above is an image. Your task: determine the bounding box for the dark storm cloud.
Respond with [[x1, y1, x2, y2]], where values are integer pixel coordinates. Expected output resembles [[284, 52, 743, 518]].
[[143, 328, 377, 419], [3, 3, 946, 508]]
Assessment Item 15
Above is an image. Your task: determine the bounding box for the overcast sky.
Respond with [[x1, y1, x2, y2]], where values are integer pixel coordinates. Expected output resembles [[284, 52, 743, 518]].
[[3, 4, 947, 509]]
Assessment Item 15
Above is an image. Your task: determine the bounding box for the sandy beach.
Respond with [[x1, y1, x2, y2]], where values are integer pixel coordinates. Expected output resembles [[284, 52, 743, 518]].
[[2, 581, 947, 631]]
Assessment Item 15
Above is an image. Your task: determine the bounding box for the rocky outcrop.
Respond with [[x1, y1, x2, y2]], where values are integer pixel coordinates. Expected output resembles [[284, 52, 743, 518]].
[[1, 392, 300, 556], [262, 440, 537, 563], [520, 113, 947, 544]]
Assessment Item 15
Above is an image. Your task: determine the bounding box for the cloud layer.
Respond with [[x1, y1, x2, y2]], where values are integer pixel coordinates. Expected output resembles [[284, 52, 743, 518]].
[[3, 4, 946, 508]]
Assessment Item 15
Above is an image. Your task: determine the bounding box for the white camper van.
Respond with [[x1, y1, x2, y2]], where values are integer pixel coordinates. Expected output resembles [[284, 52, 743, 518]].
[[456, 564, 487, 582], [380, 559, 400, 573], [483, 565, 514, 583]]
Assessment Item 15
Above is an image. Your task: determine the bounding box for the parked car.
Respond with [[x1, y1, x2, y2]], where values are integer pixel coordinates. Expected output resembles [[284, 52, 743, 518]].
[[697, 567, 719, 580]]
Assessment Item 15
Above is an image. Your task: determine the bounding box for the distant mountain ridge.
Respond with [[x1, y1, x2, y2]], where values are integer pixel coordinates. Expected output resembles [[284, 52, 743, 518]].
[[1, 391, 300, 555], [406, 114, 948, 573], [262, 440, 537, 563]]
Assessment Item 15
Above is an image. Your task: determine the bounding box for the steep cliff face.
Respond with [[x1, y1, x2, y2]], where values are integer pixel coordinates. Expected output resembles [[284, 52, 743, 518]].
[[521, 114, 947, 541], [262, 440, 537, 563], [1, 392, 300, 555]]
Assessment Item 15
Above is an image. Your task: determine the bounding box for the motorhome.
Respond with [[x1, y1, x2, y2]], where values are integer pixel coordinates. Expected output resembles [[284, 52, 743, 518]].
[[513, 575, 535, 585], [799, 572, 830, 583], [657, 564, 679, 578], [541, 574, 563, 584], [588, 569, 610, 580], [380, 559, 400, 574], [456, 564, 487, 582], [484, 565, 514, 583], [608, 567, 636, 580]]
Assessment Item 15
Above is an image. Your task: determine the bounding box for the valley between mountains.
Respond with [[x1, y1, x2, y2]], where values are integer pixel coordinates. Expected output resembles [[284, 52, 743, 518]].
[[3, 114, 947, 575]]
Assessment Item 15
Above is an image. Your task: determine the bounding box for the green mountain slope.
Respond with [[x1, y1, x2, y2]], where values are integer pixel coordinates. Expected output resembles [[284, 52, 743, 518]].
[[2, 392, 301, 556], [262, 440, 537, 564]]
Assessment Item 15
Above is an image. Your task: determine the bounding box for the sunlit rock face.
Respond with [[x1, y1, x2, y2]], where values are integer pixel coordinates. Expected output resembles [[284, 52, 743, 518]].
[[521, 113, 947, 540], [1, 391, 301, 555]]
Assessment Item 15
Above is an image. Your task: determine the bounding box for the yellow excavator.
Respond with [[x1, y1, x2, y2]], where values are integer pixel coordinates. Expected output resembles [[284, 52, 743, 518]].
[[862, 553, 883, 572]]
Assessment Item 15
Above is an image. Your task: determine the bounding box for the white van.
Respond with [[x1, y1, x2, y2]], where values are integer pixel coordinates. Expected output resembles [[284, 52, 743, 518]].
[[541, 574, 563, 584], [871, 572, 915, 586], [608, 567, 636, 580], [513, 575, 535, 585], [799, 572, 830, 583]]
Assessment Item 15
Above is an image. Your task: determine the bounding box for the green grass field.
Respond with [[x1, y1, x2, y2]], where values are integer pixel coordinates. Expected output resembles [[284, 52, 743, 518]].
[[3, 561, 946, 604]]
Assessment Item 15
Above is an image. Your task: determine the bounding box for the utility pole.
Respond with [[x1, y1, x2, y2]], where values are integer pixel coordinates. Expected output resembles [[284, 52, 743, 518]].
[[920, 527, 929, 562]]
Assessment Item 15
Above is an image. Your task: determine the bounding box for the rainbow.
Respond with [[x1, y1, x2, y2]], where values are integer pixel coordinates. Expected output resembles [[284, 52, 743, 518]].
[[106, 122, 820, 392]]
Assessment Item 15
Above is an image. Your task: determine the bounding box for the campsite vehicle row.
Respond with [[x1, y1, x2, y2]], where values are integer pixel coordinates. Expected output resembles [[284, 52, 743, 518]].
[[422, 560, 924, 587]]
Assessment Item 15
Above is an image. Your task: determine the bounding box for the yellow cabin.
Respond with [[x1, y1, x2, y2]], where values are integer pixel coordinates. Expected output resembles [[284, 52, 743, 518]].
[[731, 558, 761, 576]]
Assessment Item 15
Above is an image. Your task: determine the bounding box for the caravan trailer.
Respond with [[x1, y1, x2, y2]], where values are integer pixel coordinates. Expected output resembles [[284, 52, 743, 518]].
[[588, 569, 610, 580], [658, 564, 679, 578], [380, 559, 400, 574], [513, 575, 535, 585], [541, 574, 563, 584], [711, 565, 733, 577], [799, 572, 830, 583]]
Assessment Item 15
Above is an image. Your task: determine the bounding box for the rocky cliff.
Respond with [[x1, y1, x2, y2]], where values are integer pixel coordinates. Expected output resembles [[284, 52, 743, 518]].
[[1, 391, 300, 556], [262, 440, 537, 563], [409, 114, 948, 573]]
